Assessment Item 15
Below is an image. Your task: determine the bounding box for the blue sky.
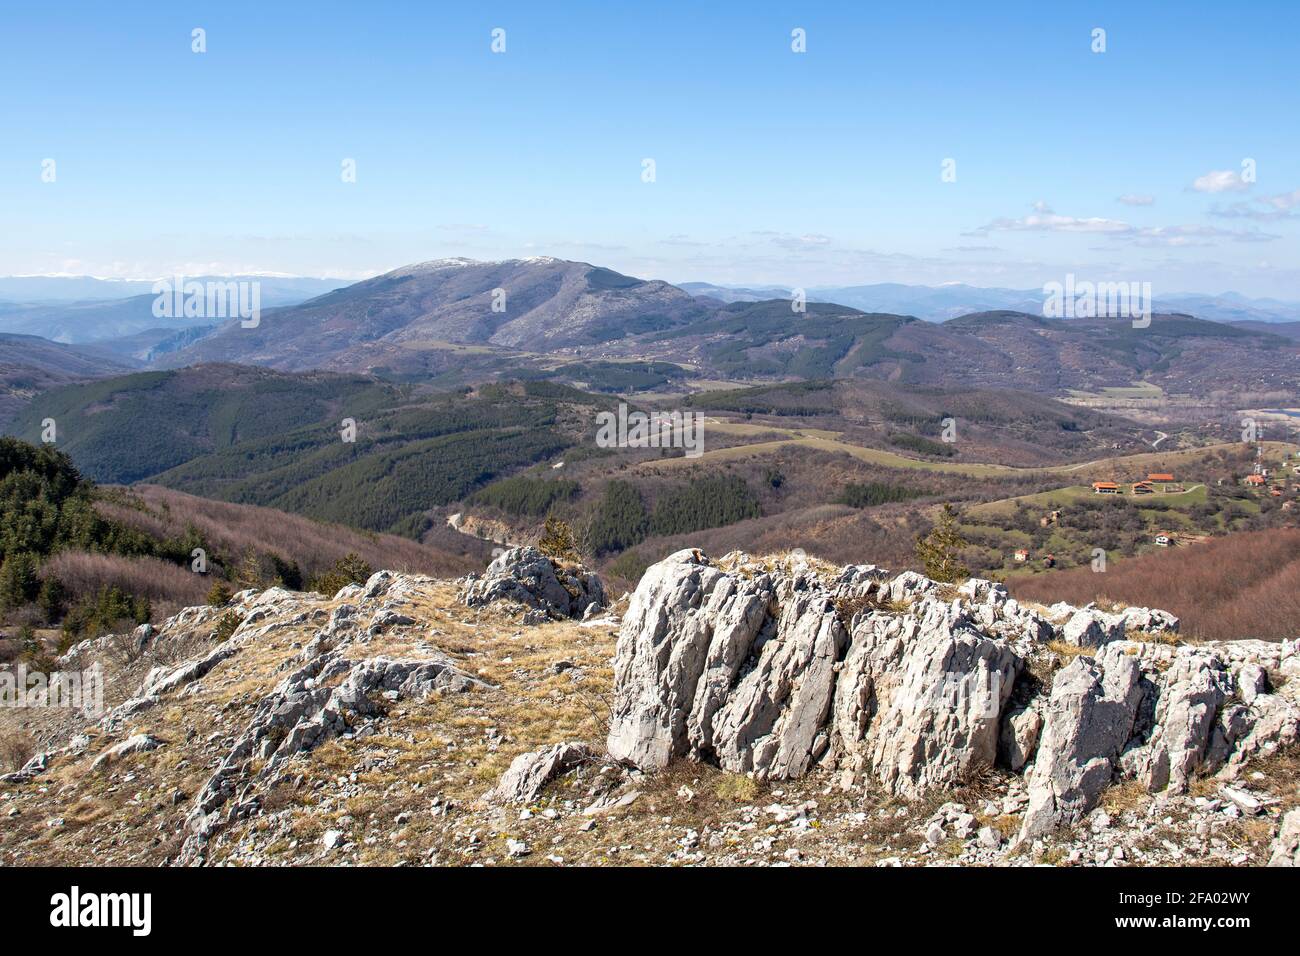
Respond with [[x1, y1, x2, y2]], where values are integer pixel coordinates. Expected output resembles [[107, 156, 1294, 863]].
[[2, 1, 1298, 296]]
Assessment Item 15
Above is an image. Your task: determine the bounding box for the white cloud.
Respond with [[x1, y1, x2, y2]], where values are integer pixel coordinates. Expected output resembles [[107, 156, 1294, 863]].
[[1212, 188, 1300, 221], [1117, 194, 1155, 206], [1191, 169, 1250, 193], [1119, 224, 1279, 247], [1261, 188, 1300, 211], [981, 202, 1131, 234]]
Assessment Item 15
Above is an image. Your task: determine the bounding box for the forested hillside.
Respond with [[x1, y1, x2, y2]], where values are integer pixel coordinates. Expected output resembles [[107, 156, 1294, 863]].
[[6, 368, 602, 536], [0, 437, 480, 666]]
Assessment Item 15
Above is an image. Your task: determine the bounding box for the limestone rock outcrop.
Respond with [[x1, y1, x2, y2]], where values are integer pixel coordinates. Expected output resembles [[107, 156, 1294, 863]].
[[461, 547, 605, 620], [1019, 648, 1143, 839], [606, 549, 1300, 837]]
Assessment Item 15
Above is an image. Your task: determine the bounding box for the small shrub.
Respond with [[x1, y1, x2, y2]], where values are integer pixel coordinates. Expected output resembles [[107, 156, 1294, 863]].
[[0, 733, 35, 773], [213, 611, 243, 642], [308, 552, 373, 596], [538, 516, 581, 563], [714, 773, 758, 803], [207, 580, 233, 606]]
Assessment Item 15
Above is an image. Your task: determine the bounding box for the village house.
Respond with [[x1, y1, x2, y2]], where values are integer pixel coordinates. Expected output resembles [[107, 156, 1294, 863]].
[[1147, 472, 1175, 483], [1154, 532, 1175, 547], [1091, 481, 1121, 495], [1131, 481, 1154, 495], [1244, 474, 1267, 487], [1013, 548, 1029, 563]]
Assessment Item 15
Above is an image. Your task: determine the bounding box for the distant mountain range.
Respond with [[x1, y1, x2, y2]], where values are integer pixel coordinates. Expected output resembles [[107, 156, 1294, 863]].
[[0, 275, 350, 345], [134, 258, 1298, 399], [681, 281, 1300, 325], [0, 274, 349, 304], [3, 259, 1298, 405]]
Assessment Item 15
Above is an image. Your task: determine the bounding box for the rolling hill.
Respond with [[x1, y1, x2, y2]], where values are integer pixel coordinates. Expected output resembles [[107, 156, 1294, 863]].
[[0, 333, 133, 426], [624, 304, 1299, 397], [681, 281, 1300, 325], [3, 367, 601, 537], [156, 258, 712, 374]]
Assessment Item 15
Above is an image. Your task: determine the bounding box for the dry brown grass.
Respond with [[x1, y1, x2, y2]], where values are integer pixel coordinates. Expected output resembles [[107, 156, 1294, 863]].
[[714, 772, 759, 803], [1044, 640, 1094, 660], [0, 732, 35, 772]]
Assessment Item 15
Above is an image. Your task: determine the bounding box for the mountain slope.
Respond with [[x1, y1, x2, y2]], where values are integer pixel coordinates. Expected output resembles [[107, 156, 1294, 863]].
[[619, 303, 1299, 397], [127, 259, 1300, 400], [4, 368, 597, 536], [0, 333, 133, 426], [158, 258, 712, 373]]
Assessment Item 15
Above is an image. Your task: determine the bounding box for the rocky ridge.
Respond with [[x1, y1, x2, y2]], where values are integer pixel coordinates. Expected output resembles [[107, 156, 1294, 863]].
[[2, 548, 1297, 867], [605, 549, 1300, 845]]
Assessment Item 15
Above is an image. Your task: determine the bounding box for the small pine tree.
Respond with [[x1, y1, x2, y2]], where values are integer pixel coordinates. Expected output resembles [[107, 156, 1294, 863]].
[[207, 580, 233, 607], [915, 503, 970, 584], [0, 552, 40, 611], [212, 611, 243, 642], [308, 552, 373, 596], [538, 515, 580, 563], [37, 576, 66, 624], [234, 548, 267, 590]]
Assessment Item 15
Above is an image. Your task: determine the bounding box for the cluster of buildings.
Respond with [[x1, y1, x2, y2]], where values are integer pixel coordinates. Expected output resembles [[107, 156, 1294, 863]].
[[1091, 472, 1182, 496]]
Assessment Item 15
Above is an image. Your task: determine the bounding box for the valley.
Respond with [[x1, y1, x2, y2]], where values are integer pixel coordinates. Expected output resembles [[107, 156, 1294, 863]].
[[3, 260, 1298, 638]]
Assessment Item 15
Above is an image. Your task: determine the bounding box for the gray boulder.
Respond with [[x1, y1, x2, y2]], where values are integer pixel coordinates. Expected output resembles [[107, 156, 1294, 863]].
[[1119, 653, 1232, 793], [1269, 809, 1300, 867], [462, 547, 605, 620], [91, 733, 164, 771], [607, 549, 774, 769], [833, 601, 1019, 796], [494, 742, 594, 804]]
